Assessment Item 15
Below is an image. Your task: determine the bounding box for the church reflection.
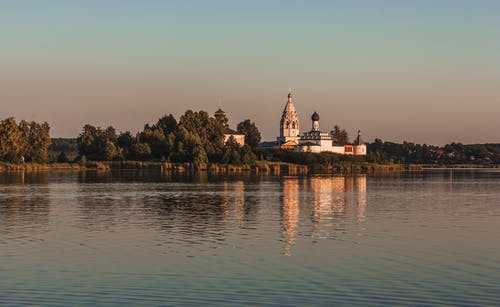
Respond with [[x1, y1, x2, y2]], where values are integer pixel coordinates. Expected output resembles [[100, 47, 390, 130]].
[[281, 177, 300, 256], [310, 176, 346, 231], [280, 175, 367, 255]]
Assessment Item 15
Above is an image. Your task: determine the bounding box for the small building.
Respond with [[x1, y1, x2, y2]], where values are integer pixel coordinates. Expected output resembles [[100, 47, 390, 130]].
[[223, 127, 245, 146], [214, 108, 246, 147], [353, 130, 367, 155], [280, 140, 298, 150]]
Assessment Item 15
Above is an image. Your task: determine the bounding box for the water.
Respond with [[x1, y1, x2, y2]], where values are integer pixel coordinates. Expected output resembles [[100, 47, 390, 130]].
[[0, 170, 499, 306]]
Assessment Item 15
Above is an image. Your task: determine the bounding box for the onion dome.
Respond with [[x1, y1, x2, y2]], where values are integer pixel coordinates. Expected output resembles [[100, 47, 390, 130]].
[[311, 111, 319, 121]]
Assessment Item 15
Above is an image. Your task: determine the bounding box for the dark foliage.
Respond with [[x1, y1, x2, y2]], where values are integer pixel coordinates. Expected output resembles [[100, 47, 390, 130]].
[[237, 119, 261, 149], [76, 111, 260, 164], [367, 139, 500, 164]]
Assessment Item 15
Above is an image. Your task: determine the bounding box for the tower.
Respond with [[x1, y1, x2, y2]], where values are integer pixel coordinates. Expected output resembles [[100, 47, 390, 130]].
[[353, 130, 367, 155], [278, 90, 300, 144], [214, 108, 228, 128]]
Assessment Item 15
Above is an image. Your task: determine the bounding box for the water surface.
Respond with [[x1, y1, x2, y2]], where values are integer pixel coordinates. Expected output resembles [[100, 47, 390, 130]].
[[0, 170, 499, 306]]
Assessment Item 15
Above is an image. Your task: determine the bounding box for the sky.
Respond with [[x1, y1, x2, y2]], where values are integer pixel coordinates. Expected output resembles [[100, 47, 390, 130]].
[[1, 0, 499, 145]]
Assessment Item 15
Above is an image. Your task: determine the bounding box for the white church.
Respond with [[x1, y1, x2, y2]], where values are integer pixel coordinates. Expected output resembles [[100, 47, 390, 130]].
[[276, 91, 367, 155]]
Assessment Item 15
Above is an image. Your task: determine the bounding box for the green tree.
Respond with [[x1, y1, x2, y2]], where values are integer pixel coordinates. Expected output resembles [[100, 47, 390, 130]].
[[57, 152, 69, 163], [240, 144, 257, 164], [130, 143, 152, 161], [26, 121, 51, 163], [155, 114, 177, 136], [77, 125, 119, 161], [0, 117, 22, 162], [117, 131, 135, 159], [237, 119, 261, 149], [214, 108, 229, 128], [18, 120, 30, 159], [331, 125, 349, 145], [175, 110, 225, 163], [221, 137, 242, 164]]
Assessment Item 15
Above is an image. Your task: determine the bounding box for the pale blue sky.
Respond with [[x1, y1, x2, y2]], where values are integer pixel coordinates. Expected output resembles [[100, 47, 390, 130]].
[[1, 0, 499, 144]]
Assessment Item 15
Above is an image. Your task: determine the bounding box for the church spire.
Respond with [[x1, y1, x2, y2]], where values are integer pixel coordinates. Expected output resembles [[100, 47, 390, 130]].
[[278, 89, 300, 143], [354, 130, 364, 145]]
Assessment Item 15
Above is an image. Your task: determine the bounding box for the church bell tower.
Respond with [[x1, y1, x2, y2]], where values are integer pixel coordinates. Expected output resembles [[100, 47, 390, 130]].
[[278, 90, 300, 144]]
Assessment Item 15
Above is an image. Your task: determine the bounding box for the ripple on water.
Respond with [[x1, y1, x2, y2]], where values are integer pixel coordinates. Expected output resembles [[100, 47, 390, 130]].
[[0, 171, 499, 306]]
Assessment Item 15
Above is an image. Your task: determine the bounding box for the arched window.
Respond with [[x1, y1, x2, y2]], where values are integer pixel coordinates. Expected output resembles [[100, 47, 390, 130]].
[[292, 122, 296, 129], [286, 121, 290, 129]]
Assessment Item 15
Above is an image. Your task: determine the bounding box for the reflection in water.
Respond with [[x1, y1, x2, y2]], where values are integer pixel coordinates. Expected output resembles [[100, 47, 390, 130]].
[[0, 172, 50, 236], [281, 177, 299, 256], [279, 175, 367, 255], [356, 176, 367, 221], [308, 176, 367, 239], [1, 170, 499, 306], [310, 176, 346, 235], [233, 181, 245, 223], [0, 171, 49, 185]]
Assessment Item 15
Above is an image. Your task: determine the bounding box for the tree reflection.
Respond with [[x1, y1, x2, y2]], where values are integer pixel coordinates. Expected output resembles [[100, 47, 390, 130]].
[[0, 172, 50, 233]]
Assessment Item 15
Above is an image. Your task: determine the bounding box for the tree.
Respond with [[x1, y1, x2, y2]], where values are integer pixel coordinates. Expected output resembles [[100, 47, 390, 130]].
[[18, 120, 30, 159], [175, 110, 225, 163], [26, 121, 51, 163], [0, 117, 51, 163], [221, 137, 242, 164], [130, 143, 152, 161], [57, 152, 69, 163], [138, 126, 167, 159], [214, 109, 229, 128], [240, 145, 257, 164], [155, 114, 177, 136], [0, 117, 22, 162], [237, 119, 261, 149], [77, 125, 119, 161], [118, 131, 134, 150], [331, 125, 349, 145]]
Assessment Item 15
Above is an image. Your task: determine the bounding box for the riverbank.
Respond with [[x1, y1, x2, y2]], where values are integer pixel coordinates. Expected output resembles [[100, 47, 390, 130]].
[[420, 164, 500, 169], [0, 162, 84, 172], [0, 160, 415, 174]]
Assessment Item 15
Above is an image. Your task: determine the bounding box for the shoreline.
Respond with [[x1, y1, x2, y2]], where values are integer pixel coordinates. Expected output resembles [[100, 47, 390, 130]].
[[0, 161, 402, 174], [0, 161, 497, 174]]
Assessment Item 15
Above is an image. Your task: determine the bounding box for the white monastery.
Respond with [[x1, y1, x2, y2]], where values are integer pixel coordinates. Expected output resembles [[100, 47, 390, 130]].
[[276, 91, 366, 155]]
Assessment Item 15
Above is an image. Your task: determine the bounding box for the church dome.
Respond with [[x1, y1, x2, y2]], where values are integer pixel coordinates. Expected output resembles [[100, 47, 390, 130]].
[[311, 111, 319, 121]]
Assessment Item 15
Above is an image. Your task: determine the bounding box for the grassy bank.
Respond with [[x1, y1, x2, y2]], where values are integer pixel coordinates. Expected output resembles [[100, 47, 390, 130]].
[[85, 161, 310, 175], [0, 162, 84, 172], [420, 164, 499, 169], [0, 160, 413, 174]]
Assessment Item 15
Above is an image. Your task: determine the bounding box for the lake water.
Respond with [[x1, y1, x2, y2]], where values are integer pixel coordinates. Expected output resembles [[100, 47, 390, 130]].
[[0, 170, 499, 306]]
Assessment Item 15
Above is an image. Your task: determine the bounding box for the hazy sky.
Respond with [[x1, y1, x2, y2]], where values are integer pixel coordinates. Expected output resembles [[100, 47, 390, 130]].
[[1, 0, 499, 145]]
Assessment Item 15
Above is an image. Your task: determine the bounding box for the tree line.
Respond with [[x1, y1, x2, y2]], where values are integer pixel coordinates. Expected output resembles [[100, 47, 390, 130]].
[[76, 110, 262, 165], [0, 117, 51, 163], [366, 139, 500, 164], [2, 113, 498, 166]]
